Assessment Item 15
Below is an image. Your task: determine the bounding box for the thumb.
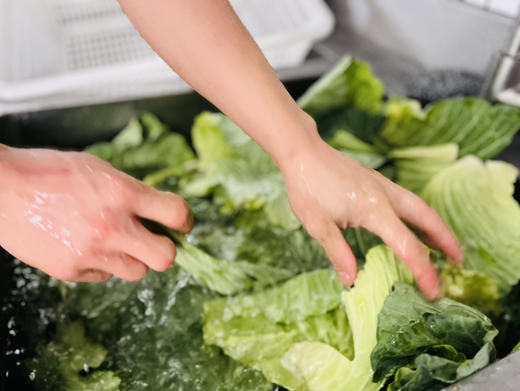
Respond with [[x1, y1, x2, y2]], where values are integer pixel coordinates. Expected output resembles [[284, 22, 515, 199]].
[[307, 220, 358, 286]]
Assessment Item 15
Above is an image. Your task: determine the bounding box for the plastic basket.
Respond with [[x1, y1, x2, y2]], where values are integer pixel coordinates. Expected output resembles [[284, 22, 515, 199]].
[[0, 0, 334, 115]]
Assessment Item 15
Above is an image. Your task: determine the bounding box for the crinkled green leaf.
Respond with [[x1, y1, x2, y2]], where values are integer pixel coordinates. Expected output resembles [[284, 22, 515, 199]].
[[26, 265, 272, 391], [27, 321, 121, 391], [372, 283, 497, 390], [440, 263, 501, 315], [85, 113, 195, 177], [380, 97, 520, 159], [185, 112, 295, 228], [343, 227, 382, 260], [329, 129, 380, 153], [281, 342, 355, 391], [232, 211, 329, 275], [422, 156, 520, 295], [186, 204, 327, 287], [319, 107, 386, 145], [274, 246, 413, 391], [263, 193, 301, 230], [173, 234, 253, 295], [203, 270, 350, 390], [389, 143, 459, 194], [298, 56, 384, 116]]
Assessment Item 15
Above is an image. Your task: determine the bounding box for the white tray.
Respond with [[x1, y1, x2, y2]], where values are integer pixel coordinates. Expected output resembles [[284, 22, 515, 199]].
[[0, 0, 334, 115]]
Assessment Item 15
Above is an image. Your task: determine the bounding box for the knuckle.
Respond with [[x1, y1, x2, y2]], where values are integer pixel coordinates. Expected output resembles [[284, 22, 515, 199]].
[[408, 240, 427, 260], [98, 272, 113, 282], [92, 215, 115, 239], [82, 269, 112, 282], [52, 267, 80, 281]]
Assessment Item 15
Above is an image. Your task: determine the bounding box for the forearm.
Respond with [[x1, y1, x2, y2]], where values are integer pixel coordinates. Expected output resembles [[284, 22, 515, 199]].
[[118, 0, 320, 168]]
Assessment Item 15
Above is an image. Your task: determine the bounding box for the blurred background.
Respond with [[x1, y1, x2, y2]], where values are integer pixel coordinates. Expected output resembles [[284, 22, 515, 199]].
[[1, 0, 520, 117]]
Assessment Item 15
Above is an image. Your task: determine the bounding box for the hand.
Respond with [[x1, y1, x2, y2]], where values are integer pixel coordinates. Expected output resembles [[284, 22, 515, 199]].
[[0, 146, 192, 282], [280, 132, 462, 300]]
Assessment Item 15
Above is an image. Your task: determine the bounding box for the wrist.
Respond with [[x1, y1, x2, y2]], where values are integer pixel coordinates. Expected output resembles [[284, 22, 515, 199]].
[[272, 111, 323, 170]]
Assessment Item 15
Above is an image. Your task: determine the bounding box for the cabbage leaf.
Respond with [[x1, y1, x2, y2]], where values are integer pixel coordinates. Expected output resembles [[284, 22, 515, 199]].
[[422, 156, 520, 295], [380, 97, 520, 159], [371, 283, 497, 391]]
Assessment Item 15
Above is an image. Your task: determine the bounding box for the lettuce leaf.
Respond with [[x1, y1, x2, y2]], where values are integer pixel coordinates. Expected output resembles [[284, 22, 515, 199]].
[[422, 156, 520, 295], [371, 283, 497, 390], [298, 56, 384, 116], [329, 129, 381, 153], [183, 112, 297, 229], [27, 321, 121, 391], [86, 113, 195, 177], [380, 97, 520, 159], [28, 266, 273, 391], [388, 144, 459, 194], [203, 269, 350, 390], [282, 246, 413, 391], [343, 227, 382, 260], [206, 245, 413, 391], [173, 234, 253, 295], [318, 107, 386, 145], [440, 264, 501, 315]]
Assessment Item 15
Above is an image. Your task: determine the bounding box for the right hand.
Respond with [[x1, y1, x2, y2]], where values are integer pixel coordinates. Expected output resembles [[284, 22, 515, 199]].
[[0, 145, 193, 282], [278, 122, 462, 300]]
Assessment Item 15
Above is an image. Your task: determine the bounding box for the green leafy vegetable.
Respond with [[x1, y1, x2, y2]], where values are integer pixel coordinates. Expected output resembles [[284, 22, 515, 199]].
[[388, 144, 459, 194], [371, 283, 497, 390], [343, 227, 382, 260], [86, 113, 195, 177], [440, 264, 501, 315], [380, 97, 520, 159], [203, 269, 350, 390], [173, 234, 253, 295], [32, 266, 272, 391], [298, 56, 384, 116], [280, 245, 413, 391], [27, 321, 121, 391], [329, 129, 381, 153], [318, 107, 386, 145], [204, 245, 413, 391], [15, 54, 520, 391], [184, 112, 295, 228], [422, 156, 520, 295]]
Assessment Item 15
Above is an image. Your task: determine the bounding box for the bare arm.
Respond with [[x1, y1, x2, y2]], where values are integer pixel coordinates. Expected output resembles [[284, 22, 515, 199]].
[[118, 0, 462, 298], [118, 0, 315, 166]]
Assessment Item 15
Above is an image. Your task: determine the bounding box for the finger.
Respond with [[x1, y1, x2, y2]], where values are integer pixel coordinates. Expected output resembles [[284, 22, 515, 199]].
[[46, 266, 111, 283], [381, 178, 463, 263], [365, 209, 439, 300], [75, 269, 113, 283], [93, 253, 148, 281], [114, 218, 176, 272], [134, 184, 193, 233], [306, 219, 358, 286]]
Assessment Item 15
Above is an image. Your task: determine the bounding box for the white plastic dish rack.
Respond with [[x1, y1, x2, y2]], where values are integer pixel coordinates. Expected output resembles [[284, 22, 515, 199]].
[[0, 0, 335, 116]]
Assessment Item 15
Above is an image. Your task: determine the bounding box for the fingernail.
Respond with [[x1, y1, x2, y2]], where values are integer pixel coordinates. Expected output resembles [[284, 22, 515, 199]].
[[339, 272, 352, 286]]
